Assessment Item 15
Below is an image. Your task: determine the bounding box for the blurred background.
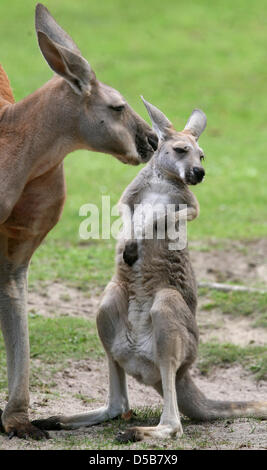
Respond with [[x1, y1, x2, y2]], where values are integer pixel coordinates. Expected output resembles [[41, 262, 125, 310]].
[[0, 1, 267, 451], [0, 0, 266, 286]]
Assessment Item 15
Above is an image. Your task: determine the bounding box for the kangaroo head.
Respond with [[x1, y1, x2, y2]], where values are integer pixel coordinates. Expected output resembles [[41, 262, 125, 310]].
[[142, 97, 206, 185], [35, 4, 157, 165]]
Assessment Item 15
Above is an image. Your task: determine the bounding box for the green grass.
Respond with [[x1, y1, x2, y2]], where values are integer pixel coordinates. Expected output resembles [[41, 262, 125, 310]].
[[0, 312, 265, 395], [28, 239, 115, 289], [28, 406, 225, 450], [47, 408, 219, 450], [0, 315, 104, 391], [198, 341, 267, 380], [198, 289, 267, 378], [202, 291, 267, 327], [1, 0, 267, 285], [0, 1, 266, 450], [29, 315, 103, 361]]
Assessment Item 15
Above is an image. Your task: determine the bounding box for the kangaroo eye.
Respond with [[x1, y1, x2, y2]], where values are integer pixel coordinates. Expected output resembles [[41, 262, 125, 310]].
[[200, 154, 205, 161], [109, 105, 125, 112], [174, 145, 189, 154]]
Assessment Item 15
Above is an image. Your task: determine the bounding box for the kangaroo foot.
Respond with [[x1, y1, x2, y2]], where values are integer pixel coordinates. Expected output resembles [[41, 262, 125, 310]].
[[4, 421, 49, 440], [116, 423, 182, 442], [1, 410, 49, 440], [32, 415, 63, 431]]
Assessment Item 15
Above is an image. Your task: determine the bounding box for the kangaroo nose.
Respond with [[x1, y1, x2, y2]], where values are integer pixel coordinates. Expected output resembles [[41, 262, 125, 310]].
[[193, 167, 205, 181], [147, 133, 158, 151]]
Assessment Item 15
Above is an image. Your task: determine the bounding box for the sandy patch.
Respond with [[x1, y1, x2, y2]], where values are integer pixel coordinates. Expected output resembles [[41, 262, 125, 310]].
[[1, 360, 266, 450], [1, 240, 266, 450], [197, 297, 267, 346], [28, 282, 100, 319], [190, 238, 267, 287]]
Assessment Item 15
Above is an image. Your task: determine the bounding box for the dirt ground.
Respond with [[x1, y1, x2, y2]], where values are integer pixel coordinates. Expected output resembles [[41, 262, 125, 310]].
[[190, 238, 267, 287], [0, 239, 266, 450]]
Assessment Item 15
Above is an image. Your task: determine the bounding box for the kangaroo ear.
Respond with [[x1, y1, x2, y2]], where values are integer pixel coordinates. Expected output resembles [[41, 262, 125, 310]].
[[35, 3, 81, 55], [184, 109, 207, 140], [141, 96, 173, 140], [37, 31, 92, 95], [35, 4, 93, 95]]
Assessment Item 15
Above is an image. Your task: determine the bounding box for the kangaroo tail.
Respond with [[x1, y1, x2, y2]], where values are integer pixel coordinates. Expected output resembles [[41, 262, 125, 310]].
[[0, 64, 15, 104], [176, 372, 267, 421]]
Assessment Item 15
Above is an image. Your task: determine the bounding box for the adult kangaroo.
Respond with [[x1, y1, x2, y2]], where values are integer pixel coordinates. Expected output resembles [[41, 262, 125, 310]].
[[0, 4, 157, 440]]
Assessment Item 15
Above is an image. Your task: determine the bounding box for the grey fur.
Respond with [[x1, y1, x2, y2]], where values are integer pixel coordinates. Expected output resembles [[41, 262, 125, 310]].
[[34, 104, 267, 441], [184, 109, 207, 140]]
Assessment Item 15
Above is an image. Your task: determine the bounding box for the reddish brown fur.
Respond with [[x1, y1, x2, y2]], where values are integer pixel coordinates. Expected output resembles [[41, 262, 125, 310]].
[[0, 65, 15, 105], [0, 3, 157, 441]]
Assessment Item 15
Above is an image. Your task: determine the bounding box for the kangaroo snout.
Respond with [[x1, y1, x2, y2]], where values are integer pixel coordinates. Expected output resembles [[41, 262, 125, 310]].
[[192, 167, 205, 182]]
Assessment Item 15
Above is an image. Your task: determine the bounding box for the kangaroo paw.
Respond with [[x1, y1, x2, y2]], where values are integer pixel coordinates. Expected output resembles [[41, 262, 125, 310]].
[[32, 416, 63, 431], [6, 421, 49, 440], [123, 241, 138, 266]]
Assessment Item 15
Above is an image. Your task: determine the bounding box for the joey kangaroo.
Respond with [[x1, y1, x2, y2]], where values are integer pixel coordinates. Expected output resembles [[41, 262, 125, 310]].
[[0, 4, 157, 440], [34, 100, 267, 441]]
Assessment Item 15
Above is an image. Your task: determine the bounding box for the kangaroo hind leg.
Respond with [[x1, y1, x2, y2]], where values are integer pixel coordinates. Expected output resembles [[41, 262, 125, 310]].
[[117, 289, 195, 442]]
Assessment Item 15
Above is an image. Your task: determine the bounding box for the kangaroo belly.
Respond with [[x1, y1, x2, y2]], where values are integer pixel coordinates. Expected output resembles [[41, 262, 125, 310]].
[[111, 301, 161, 386], [112, 339, 161, 386]]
